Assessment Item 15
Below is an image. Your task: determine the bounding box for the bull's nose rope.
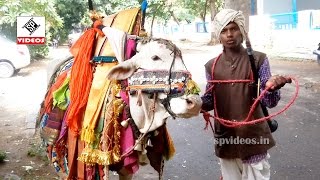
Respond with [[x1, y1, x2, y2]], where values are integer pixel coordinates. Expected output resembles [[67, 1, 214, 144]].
[[202, 77, 299, 128]]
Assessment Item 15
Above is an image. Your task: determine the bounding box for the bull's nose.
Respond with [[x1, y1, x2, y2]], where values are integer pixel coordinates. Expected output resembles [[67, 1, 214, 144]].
[[186, 95, 202, 110]]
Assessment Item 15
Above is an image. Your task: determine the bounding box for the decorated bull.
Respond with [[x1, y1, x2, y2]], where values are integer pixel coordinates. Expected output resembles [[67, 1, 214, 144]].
[[37, 5, 202, 180]]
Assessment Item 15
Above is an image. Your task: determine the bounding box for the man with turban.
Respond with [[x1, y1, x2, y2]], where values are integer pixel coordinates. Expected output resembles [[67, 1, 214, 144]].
[[201, 9, 292, 180]]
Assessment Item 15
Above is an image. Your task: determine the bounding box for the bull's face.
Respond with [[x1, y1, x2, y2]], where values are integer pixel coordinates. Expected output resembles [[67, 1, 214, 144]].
[[107, 38, 202, 133]]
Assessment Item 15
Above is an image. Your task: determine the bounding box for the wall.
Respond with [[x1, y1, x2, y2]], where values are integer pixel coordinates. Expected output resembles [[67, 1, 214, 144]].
[[262, 0, 292, 14], [297, 0, 320, 11]]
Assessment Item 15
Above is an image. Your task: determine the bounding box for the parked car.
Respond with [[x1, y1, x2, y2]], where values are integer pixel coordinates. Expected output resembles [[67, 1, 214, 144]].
[[0, 36, 30, 78]]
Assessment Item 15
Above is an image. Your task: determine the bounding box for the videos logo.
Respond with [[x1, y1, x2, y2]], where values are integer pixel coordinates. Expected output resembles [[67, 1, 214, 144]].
[[17, 16, 45, 45]]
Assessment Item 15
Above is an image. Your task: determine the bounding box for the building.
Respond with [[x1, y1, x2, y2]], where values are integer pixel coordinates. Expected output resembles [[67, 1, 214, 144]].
[[252, 0, 320, 30]]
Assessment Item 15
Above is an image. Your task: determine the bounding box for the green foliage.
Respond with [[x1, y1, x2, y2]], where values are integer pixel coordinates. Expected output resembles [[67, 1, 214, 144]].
[[53, 0, 87, 43], [147, 0, 172, 24], [176, 0, 209, 20], [94, 0, 139, 15], [27, 142, 49, 165], [0, 150, 7, 162], [216, 0, 224, 11], [0, 0, 62, 26], [29, 45, 49, 60], [0, 0, 62, 60]]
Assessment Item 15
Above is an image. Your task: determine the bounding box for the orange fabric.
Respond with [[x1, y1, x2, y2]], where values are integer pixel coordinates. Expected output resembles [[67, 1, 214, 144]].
[[67, 130, 78, 179], [70, 21, 104, 57], [66, 130, 85, 180], [67, 21, 104, 136]]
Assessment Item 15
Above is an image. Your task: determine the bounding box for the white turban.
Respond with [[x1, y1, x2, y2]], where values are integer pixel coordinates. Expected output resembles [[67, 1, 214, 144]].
[[212, 9, 247, 41]]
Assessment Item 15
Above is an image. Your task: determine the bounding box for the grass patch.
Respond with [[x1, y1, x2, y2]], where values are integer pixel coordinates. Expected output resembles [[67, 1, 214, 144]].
[[0, 150, 7, 162], [27, 142, 49, 165]]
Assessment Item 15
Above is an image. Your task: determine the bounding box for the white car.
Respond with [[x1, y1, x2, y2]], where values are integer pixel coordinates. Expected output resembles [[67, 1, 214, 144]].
[[0, 36, 30, 78]]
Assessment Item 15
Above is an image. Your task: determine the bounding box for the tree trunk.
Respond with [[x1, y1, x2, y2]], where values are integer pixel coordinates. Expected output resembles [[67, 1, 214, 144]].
[[150, 15, 156, 38], [224, 0, 251, 32], [202, 0, 209, 33], [201, 15, 208, 33], [208, 0, 218, 45], [169, 10, 180, 26]]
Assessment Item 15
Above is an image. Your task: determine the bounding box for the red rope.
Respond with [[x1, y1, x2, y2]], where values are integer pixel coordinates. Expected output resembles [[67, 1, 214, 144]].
[[202, 76, 299, 128]]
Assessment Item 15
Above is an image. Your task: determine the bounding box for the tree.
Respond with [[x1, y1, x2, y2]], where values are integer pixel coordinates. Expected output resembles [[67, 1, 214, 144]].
[[0, 0, 63, 59], [146, 0, 171, 37], [52, 0, 89, 44], [224, 0, 251, 32], [176, 0, 210, 32], [205, 0, 224, 45]]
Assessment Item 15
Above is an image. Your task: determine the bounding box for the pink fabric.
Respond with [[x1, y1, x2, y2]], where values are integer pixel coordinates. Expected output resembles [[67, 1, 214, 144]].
[[86, 165, 95, 180], [121, 125, 139, 174], [120, 90, 129, 105], [117, 37, 138, 174], [120, 87, 138, 174], [57, 107, 69, 141], [125, 39, 136, 60]]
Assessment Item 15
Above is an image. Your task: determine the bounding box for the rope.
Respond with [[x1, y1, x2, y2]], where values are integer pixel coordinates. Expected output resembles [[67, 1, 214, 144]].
[[202, 76, 299, 128]]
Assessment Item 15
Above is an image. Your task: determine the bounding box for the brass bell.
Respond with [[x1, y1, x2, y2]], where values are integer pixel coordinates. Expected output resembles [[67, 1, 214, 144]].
[[120, 118, 130, 128], [134, 140, 142, 151], [147, 139, 153, 147], [142, 148, 148, 155], [154, 130, 159, 136]]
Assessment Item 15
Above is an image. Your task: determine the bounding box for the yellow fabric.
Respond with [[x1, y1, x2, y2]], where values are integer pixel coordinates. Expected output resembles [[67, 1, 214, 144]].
[[79, 82, 123, 165], [95, 7, 140, 56], [80, 62, 118, 143]]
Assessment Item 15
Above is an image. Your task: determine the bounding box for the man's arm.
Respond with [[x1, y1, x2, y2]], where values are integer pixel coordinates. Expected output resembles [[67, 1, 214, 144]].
[[201, 71, 214, 111], [258, 57, 281, 108]]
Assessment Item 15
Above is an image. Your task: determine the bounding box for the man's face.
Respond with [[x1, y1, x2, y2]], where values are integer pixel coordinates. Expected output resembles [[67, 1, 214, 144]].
[[219, 22, 243, 49]]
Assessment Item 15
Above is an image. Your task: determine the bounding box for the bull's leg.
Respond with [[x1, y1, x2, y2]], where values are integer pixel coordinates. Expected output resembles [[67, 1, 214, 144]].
[[118, 167, 133, 180]]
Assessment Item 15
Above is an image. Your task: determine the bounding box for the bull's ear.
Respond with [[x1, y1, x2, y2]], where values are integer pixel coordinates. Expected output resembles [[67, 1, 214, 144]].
[[106, 60, 138, 80]]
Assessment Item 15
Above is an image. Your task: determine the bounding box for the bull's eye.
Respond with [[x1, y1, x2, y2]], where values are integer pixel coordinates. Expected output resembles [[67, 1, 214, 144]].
[[151, 55, 161, 61]]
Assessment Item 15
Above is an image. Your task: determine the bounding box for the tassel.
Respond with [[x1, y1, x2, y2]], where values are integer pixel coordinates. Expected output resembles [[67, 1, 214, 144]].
[[80, 128, 96, 143], [186, 79, 201, 95], [67, 20, 105, 135], [203, 112, 211, 130]]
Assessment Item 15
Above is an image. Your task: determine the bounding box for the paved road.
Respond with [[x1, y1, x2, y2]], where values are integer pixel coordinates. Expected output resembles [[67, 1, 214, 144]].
[[130, 44, 320, 180], [1, 44, 319, 179]]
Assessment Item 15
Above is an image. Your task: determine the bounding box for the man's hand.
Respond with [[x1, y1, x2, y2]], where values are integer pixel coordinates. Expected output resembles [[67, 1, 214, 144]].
[[266, 75, 292, 91]]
